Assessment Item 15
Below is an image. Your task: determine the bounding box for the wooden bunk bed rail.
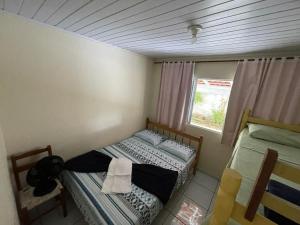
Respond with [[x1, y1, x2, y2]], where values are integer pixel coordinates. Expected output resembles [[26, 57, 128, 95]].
[[212, 109, 300, 225], [244, 149, 278, 221], [239, 109, 300, 134], [245, 149, 300, 224], [209, 149, 300, 225], [146, 118, 203, 175]]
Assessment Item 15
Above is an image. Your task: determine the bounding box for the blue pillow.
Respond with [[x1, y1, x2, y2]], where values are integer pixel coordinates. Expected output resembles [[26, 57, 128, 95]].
[[158, 140, 195, 161], [264, 180, 300, 225], [134, 129, 166, 146]]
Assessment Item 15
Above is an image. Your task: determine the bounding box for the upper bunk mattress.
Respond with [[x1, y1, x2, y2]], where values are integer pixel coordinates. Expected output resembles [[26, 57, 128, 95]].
[[229, 128, 300, 210], [62, 136, 195, 225]]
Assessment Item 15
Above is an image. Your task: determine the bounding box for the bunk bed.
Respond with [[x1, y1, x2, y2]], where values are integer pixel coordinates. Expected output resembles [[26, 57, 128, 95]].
[[205, 109, 300, 225]]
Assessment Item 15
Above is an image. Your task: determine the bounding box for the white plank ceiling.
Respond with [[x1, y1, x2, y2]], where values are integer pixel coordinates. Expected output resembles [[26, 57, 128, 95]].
[[2, 0, 300, 57]]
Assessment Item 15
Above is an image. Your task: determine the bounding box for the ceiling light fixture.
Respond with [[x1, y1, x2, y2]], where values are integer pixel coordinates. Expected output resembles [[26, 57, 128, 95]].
[[188, 24, 203, 44]]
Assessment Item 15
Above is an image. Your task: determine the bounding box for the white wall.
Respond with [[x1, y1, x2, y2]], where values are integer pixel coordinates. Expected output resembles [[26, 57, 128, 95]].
[[0, 125, 20, 225], [150, 63, 237, 178], [0, 12, 152, 160], [185, 125, 233, 178], [194, 61, 237, 79]]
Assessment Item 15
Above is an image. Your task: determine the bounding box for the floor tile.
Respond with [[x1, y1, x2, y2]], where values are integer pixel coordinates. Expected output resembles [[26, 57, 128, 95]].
[[167, 195, 207, 218], [181, 178, 193, 192], [165, 191, 183, 212], [36, 199, 57, 214], [208, 193, 217, 215], [184, 181, 214, 210], [64, 204, 83, 224], [171, 196, 206, 225], [193, 171, 219, 193], [40, 205, 83, 225], [165, 178, 192, 210], [40, 208, 61, 225], [152, 209, 171, 225], [164, 214, 185, 225]]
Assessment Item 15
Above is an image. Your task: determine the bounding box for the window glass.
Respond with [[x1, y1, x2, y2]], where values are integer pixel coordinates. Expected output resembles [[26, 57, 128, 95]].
[[190, 79, 232, 132]]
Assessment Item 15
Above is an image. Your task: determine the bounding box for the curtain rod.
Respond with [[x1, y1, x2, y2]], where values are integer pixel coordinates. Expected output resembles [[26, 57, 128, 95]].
[[153, 56, 296, 64]]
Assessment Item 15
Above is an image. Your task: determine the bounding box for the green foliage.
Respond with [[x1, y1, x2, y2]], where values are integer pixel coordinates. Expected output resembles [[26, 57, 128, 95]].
[[211, 109, 225, 126], [194, 91, 203, 104]]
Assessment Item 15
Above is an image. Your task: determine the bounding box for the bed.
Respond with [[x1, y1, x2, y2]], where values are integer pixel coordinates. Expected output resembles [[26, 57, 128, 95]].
[[228, 109, 300, 211], [61, 118, 203, 225], [205, 109, 300, 225], [229, 126, 300, 214]]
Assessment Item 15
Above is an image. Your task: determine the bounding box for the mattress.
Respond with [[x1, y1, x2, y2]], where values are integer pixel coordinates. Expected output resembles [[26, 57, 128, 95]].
[[62, 136, 195, 225], [229, 128, 300, 215]]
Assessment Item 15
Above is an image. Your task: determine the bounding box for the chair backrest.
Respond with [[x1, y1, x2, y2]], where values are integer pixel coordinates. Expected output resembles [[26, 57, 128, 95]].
[[209, 149, 300, 225], [11, 145, 52, 191]]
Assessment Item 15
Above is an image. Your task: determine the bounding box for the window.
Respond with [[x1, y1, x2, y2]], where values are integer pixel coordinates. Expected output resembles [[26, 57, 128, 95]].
[[189, 79, 232, 132]]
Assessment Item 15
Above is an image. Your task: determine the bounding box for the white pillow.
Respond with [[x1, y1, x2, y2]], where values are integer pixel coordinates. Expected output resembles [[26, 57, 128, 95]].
[[158, 140, 195, 161], [248, 123, 300, 148], [134, 129, 166, 146]]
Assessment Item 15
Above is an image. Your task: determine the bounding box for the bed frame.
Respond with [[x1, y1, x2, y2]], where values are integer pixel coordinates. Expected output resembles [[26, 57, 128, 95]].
[[238, 109, 300, 134], [209, 149, 300, 225], [146, 118, 203, 175], [208, 109, 300, 225]]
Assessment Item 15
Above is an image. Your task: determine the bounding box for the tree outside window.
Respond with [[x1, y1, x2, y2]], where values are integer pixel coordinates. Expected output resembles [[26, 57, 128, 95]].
[[190, 79, 232, 131]]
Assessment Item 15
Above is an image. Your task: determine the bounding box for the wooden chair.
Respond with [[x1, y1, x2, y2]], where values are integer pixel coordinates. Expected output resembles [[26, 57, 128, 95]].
[[11, 145, 67, 225], [207, 149, 300, 225]]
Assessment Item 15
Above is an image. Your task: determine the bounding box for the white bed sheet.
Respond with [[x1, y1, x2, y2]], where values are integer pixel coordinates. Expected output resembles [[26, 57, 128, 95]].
[[230, 128, 300, 208]]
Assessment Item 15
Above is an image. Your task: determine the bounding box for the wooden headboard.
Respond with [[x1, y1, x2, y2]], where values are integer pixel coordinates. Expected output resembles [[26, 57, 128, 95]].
[[146, 118, 203, 175], [238, 109, 300, 134]]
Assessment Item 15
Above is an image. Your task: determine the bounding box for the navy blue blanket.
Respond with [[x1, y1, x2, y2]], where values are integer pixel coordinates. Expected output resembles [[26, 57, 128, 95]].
[[64, 150, 178, 204]]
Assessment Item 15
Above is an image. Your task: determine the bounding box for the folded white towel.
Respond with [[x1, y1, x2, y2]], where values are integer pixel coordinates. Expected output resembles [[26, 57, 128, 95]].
[[101, 158, 132, 194]]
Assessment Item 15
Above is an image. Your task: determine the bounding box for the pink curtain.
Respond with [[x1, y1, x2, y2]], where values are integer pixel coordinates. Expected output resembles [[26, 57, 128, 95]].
[[222, 57, 300, 146], [156, 62, 194, 130]]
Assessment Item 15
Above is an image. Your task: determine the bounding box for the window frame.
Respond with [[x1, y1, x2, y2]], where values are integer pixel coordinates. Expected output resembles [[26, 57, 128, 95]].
[[188, 77, 232, 133]]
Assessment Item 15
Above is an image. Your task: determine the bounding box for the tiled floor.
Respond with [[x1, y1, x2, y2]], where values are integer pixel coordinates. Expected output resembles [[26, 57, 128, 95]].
[[30, 170, 219, 225], [153, 170, 219, 225]]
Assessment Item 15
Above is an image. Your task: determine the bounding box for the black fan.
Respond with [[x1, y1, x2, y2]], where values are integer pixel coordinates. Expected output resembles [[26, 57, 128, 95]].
[[26, 156, 64, 196]]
